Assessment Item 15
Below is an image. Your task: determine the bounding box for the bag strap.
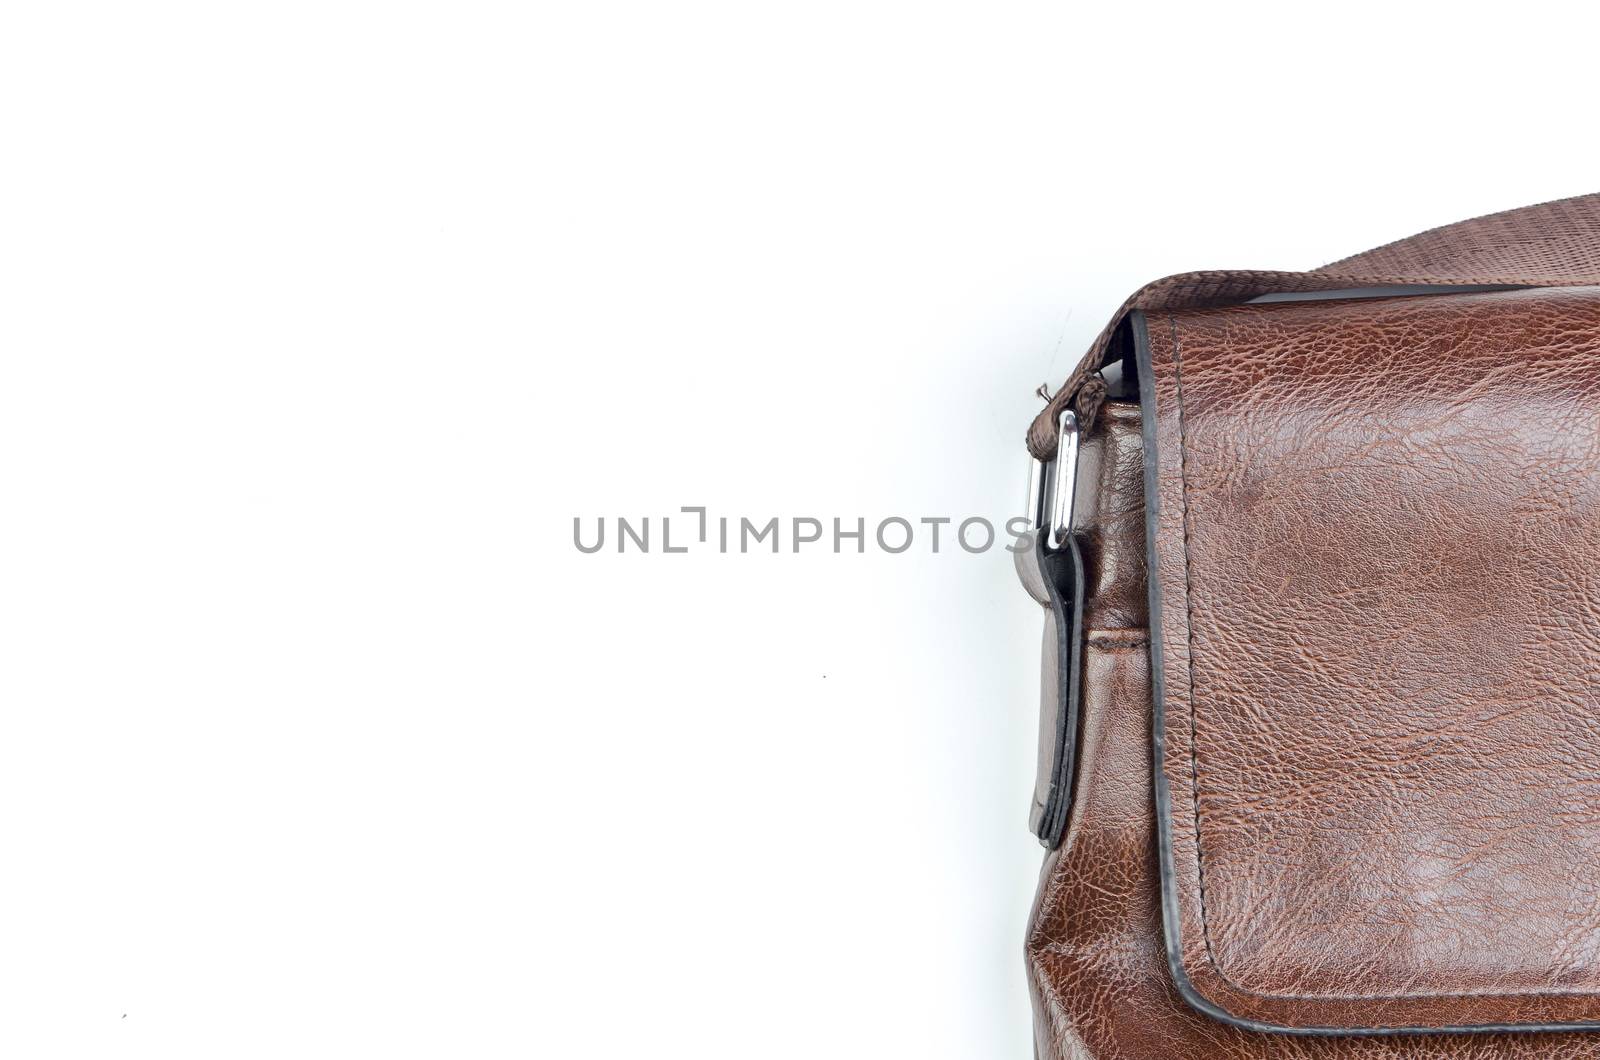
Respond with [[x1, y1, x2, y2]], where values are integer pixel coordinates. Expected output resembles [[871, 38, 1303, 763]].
[[1026, 192, 1600, 459]]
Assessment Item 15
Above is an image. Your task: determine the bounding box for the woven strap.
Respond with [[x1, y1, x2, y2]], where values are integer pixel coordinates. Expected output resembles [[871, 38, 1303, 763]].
[[1026, 192, 1600, 459]]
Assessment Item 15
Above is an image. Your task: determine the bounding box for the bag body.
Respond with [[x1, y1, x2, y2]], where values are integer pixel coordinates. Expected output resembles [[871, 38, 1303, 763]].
[[1023, 197, 1600, 1057]]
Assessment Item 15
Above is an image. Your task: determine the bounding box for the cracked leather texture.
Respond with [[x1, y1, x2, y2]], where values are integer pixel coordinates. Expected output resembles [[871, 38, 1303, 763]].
[[1143, 288, 1600, 1032], [1027, 288, 1600, 1054]]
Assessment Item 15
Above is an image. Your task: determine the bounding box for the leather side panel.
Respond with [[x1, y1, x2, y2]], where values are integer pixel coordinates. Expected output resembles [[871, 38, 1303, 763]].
[[1023, 397, 1147, 847]]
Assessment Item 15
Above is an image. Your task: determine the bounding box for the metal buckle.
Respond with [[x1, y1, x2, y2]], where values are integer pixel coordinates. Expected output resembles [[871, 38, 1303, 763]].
[[1027, 408, 1080, 549]]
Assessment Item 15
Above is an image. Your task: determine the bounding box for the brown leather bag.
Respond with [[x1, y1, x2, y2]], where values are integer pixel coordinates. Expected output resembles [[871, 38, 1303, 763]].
[[1020, 194, 1600, 1057]]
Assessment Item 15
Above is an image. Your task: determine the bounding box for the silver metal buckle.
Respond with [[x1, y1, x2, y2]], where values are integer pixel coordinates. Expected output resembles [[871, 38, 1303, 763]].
[[1027, 408, 1080, 549]]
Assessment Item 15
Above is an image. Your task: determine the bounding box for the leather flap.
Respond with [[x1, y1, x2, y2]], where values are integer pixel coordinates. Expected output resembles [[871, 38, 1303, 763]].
[[1136, 287, 1600, 1035]]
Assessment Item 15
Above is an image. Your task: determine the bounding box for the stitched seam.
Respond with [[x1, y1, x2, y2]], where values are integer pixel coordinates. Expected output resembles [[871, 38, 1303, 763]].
[[1165, 312, 1600, 1008], [1169, 313, 1238, 999], [1085, 638, 1148, 650], [1085, 629, 1149, 648]]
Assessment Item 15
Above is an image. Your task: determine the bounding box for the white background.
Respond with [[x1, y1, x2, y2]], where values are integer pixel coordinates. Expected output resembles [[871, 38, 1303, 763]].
[[4, 3, 1599, 1056]]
